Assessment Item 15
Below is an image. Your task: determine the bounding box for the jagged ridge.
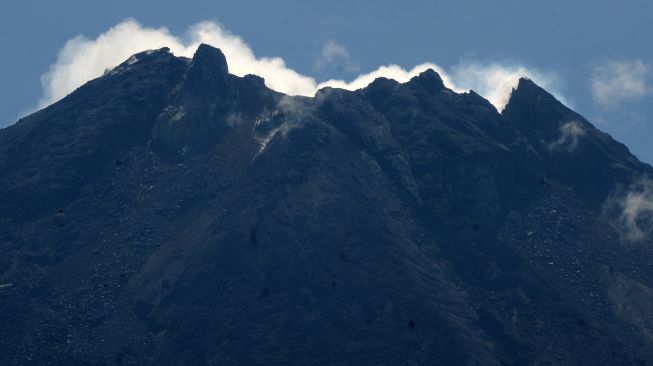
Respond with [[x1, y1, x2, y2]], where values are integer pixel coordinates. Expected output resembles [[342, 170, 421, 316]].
[[1, 44, 653, 365]]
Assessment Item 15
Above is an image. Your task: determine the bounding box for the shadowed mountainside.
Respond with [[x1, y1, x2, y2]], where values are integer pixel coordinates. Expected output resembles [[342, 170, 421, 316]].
[[1, 44, 653, 365]]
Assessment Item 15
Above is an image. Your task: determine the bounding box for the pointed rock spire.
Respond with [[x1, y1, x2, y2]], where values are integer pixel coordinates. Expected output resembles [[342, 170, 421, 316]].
[[183, 44, 230, 97], [504, 78, 558, 111], [192, 43, 228, 74], [502, 77, 572, 133], [408, 69, 446, 95]]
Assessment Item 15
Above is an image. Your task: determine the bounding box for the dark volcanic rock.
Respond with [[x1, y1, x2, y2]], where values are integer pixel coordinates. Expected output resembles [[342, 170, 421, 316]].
[[503, 78, 643, 204], [1, 44, 653, 365]]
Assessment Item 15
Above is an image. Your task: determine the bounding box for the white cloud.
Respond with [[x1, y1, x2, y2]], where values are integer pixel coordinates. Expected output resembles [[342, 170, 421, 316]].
[[313, 40, 359, 73], [591, 59, 651, 109], [318, 61, 563, 111], [34, 18, 565, 114], [318, 62, 453, 92], [605, 177, 653, 242], [39, 20, 180, 109], [37, 18, 316, 110]]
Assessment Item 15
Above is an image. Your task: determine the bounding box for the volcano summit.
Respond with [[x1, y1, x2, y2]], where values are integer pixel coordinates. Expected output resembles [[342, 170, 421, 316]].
[[1, 44, 653, 365]]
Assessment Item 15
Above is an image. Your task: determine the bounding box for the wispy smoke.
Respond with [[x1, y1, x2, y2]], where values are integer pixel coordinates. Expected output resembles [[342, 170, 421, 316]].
[[591, 59, 651, 109], [313, 40, 359, 73], [604, 177, 653, 242], [548, 121, 586, 152], [251, 96, 311, 156], [33, 18, 566, 115], [449, 62, 566, 110]]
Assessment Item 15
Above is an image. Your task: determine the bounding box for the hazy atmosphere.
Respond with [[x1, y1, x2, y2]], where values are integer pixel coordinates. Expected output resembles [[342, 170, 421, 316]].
[[2, 0, 652, 162]]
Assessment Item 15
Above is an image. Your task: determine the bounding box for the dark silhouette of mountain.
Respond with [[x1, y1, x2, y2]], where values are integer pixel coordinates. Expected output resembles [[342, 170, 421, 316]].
[[1, 44, 653, 365]]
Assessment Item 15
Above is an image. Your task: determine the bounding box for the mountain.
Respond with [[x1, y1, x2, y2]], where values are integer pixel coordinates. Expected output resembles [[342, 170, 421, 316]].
[[1, 44, 653, 365]]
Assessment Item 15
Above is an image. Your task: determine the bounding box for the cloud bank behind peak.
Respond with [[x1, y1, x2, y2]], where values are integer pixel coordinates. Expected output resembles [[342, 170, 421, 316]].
[[35, 19, 565, 115]]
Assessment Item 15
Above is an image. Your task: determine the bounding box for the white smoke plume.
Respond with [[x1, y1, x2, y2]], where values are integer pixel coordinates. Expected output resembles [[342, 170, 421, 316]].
[[604, 177, 653, 242], [34, 18, 565, 114], [548, 121, 586, 152]]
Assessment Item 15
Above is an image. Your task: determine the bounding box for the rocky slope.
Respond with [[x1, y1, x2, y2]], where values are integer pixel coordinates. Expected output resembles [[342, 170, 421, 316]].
[[1, 44, 652, 365]]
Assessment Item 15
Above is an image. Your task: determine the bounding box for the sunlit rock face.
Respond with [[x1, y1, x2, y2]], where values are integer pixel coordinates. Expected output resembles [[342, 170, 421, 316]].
[[1, 44, 653, 365]]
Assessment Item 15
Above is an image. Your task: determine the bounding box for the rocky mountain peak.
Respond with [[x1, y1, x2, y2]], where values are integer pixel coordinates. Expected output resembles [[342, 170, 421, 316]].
[[503, 77, 562, 118], [408, 68, 446, 94], [183, 43, 230, 95], [192, 43, 228, 74]]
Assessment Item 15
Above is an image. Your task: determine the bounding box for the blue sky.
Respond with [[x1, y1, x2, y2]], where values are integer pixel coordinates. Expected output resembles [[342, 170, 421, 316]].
[[2, 0, 652, 162]]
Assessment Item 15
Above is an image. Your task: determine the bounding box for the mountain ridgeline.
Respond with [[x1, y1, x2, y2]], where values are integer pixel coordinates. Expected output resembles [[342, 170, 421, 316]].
[[1, 44, 653, 365]]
